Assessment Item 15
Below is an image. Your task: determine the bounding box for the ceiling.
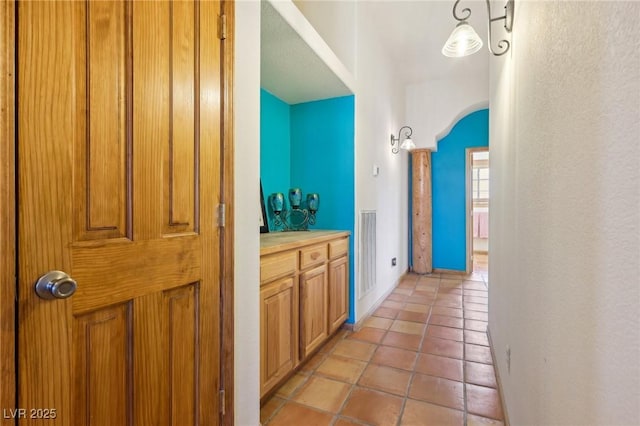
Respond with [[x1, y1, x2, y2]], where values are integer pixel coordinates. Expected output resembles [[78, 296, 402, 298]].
[[261, 0, 491, 104], [360, 0, 490, 84]]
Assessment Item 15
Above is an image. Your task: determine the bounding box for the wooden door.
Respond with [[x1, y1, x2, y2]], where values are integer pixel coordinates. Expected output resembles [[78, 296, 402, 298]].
[[260, 277, 296, 398], [17, 1, 225, 424], [328, 256, 349, 333], [299, 265, 328, 358]]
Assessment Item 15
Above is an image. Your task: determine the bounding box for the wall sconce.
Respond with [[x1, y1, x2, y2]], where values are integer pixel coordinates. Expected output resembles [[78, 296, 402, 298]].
[[391, 126, 416, 154], [442, 0, 514, 57]]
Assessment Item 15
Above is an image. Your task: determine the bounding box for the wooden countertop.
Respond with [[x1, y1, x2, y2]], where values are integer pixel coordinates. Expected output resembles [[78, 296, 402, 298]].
[[260, 230, 350, 256]]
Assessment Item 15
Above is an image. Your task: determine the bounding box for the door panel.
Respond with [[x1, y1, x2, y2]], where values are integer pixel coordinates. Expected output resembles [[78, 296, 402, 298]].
[[300, 265, 328, 358], [18, 1, 222, 424]]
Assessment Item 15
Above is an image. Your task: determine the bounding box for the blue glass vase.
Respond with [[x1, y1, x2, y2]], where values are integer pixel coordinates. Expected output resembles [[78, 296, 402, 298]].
[[270, 193, 284, 214], [289, 188, 302, 209], [307, 193, 319, 213]]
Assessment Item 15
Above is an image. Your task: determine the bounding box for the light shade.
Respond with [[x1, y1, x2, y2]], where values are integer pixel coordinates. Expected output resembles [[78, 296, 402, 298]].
[[441, 21, 483, 57], [400, 137, 416, 151]]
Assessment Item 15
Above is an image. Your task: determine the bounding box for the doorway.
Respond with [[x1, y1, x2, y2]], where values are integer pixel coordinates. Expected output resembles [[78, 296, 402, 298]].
[[466, 148, 489, 275]]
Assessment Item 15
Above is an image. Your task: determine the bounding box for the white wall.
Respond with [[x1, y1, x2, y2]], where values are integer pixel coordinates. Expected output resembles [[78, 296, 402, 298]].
[[406, 72, 488, 150], [353, 3, 409, 321], [489, 1, 640, 424], [292, 0, 356, 76], [233, 2, 261, 425]]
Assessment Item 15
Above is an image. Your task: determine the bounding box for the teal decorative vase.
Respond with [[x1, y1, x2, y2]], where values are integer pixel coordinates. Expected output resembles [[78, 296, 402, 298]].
[[289, 188, 302, 209]]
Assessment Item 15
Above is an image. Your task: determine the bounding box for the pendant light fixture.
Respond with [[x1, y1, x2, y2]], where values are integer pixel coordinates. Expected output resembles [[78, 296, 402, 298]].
[[442, 0, 514, 57]]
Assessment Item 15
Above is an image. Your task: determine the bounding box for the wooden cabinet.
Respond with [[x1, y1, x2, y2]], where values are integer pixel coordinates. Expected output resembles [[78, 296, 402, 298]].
[[328, 256, 349, 334], [260, 231, 350, 400], [300, 264, 328, 358], [260, 277, 297, 397]]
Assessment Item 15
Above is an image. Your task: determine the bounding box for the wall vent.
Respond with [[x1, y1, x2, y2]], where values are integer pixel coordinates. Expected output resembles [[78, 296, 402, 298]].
[[359, 210, 376, 299]]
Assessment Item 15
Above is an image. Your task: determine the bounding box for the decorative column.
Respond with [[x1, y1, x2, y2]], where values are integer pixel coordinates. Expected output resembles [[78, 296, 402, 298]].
[[412, 149, 432, 274]]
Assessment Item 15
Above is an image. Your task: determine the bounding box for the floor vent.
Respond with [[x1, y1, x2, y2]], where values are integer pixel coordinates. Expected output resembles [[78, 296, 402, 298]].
[[359, 210, 376, 299]]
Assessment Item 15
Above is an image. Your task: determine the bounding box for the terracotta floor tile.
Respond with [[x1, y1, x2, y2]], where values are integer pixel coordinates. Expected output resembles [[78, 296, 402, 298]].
[[292, 376, 351, 413], [408, 373, 465, 410], [466, 384, 504, 420], [464, 310, 489, 321], [413, 288, 437, 297], [397, 281, 415, 289], [421, 336, 464, 359], [390, 319, 425, 336], [409, 295, 434, 305], [431, 306, 463, 318], [371, 345, 417, 371], [260, 396, 285, 425], [404, 303, 430, 313], [382, 331, 422, 351], [466, 413, 505, 426], [419, 277, 440, 286], [466, 296, 488, 305], [348, 327, 386, 344], [463, 282, 487, 290], [393, 288, 413, 295], [426, 325, 464, 341], [358, 364, 412, 396], [464, 289, 488, 298], [381, 300, 405, 310], [434, 299, 463, 309], [465, 319, 488, 332], [400, 399, 464, 426], [267, 402, 334, 426], [396, 310, 429, 323], [465, 361, 498, 388], [429, 314, 464, 329], [464, 330, 490, 346], [439, 278, 463, 287], [465, 302, 488, 313], [372, 307, 399, 319], [387, 293, 408, 302], [437, 293, 462, 302], [340, 387, 403, 425], [319, 331, 348, 354], [332, 339, 377, 362], [316, 355, 367, 384], [362, 316, 394, 330], [333, 418, 365, 426], [276, 372, 308, 398], [300, 351, 328, 373], [465, 344, 493, 364], [439, 287, 463, 295], [415, 353, 463, 382]]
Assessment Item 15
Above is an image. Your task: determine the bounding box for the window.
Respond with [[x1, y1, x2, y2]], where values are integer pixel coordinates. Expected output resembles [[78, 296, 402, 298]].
[[472, 167, 489, 200]]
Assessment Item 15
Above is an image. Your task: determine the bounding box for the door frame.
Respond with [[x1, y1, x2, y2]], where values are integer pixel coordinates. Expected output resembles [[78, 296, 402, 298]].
[[0, 0, 16, 418], [465, 147, 489, 274], [0, 1, 236, 422]]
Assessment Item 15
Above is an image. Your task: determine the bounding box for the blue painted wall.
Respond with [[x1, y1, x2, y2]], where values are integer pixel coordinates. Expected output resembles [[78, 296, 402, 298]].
[[260, 91, 356, 323], [291, 95, 355, 323], [260, 89, 291, 225], [432, 109, 489, 271]]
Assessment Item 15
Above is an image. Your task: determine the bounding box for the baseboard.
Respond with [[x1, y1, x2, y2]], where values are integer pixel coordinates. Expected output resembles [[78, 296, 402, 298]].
[[349, 269, 409, 332], [432, 268, 467, 276], [486, 326, 510, 426]]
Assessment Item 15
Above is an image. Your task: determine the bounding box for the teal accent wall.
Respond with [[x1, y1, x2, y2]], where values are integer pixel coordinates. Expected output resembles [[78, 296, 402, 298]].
[[260, 89, 291, 226], [291, 96, 355, 323], [432, 109, 489, 271], [260, 90, 356, 323]]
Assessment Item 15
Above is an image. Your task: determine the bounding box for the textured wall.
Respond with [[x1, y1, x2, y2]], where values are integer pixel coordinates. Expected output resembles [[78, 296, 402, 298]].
[[431, 109, 489, 271], [489, 1, 640, 424]]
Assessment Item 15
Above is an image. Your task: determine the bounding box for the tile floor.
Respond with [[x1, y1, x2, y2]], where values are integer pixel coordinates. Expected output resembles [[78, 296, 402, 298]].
[[261, 269, 505, 426]]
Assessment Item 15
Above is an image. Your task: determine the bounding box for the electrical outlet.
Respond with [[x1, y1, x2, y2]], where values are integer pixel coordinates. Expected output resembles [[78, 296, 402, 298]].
[[506, 345, 511, 373], [391, 257, 397, 266]]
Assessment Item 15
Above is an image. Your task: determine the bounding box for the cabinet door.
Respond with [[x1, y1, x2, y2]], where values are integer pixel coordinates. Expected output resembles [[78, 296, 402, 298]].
[[328, 255, 349, 333], [300, 264, 328, 359], [260, 277, 296, 397]]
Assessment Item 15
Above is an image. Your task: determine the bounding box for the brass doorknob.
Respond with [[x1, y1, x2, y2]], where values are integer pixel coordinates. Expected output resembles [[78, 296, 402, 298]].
[[35, 270, 78, 300]]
